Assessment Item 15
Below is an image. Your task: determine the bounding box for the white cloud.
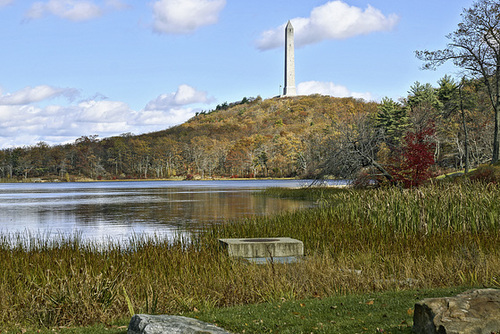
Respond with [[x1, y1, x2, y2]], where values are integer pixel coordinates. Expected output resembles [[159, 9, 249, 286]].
[[297, 81, 373, 101], [0, 105, 71, 142], [135, 108, 196, 126], [0, 85, 79, 105], [0, 84, 213, 148], [0, 101, 136, 148], [256, 1, 399, 50], [0, 0, 13, 7], [25, 0, 127, 21], [152, 0, 226, 34], [145, 84, 213, 110], [77, 100, 132, 122]]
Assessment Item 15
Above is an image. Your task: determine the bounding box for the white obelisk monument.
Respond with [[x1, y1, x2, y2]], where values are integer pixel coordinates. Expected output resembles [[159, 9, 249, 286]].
[[283, 20, 297, 96]]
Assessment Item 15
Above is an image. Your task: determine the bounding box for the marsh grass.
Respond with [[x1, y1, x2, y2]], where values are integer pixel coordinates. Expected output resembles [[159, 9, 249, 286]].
[[0, 183, 499, 330]]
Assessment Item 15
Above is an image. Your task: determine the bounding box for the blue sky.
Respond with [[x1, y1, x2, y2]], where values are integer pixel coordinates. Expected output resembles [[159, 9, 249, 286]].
[[0, 0, 474, 148]]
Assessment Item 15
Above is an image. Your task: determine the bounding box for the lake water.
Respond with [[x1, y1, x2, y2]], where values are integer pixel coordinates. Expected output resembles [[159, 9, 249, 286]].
[[0, 180, 329, 244]]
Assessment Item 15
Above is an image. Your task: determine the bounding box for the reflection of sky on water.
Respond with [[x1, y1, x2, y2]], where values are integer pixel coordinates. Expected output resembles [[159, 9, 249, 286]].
[[0, 180, 340, 244]]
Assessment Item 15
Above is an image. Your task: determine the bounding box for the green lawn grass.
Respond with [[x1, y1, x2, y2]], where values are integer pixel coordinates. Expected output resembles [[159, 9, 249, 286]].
[[189, 287, 468, 334], [1, 287, 469, 334]]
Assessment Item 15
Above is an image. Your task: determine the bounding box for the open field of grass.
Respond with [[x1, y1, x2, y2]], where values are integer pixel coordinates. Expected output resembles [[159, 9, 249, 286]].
[[0, 182, 499, 332]]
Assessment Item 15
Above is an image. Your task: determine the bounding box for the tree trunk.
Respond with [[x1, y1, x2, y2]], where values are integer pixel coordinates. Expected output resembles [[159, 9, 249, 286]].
[[460, 84, 470, 173], [493, 106, 500, 164], [493, 65, 500, 163]]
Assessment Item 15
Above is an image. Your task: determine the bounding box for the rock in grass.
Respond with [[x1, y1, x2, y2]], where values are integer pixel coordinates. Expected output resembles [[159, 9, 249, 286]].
[[413, 288, 500, 334], [128, 314, 232, 334]]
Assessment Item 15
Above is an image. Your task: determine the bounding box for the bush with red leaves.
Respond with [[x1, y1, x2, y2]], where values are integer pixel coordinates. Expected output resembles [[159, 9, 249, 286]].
[[390, 126, 436, 188]]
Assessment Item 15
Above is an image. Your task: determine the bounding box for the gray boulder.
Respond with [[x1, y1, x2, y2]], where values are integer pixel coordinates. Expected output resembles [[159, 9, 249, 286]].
[[128, 314, 232, 334], [413, 288, 500, 334]]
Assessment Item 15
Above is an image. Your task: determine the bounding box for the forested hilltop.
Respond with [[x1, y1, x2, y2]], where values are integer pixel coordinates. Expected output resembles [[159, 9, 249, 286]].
[[0, 78, 495, 182]]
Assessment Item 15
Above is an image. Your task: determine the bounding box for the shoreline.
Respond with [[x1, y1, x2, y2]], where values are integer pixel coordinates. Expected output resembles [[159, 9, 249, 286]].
[[0, 176, 300, 184], [0, 176, 348, 185]]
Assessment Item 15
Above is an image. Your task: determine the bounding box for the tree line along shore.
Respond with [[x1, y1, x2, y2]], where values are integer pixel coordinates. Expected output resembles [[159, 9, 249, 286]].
[[0, 82, 495, 185]]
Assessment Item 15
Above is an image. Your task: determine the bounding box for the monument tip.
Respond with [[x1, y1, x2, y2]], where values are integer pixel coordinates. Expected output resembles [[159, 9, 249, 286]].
[[283, 19, 296, 97]]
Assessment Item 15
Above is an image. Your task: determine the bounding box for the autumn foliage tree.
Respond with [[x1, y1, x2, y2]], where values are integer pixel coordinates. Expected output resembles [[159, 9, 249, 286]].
[[416, 0, 500, 163], [390, 125, 436, 188]]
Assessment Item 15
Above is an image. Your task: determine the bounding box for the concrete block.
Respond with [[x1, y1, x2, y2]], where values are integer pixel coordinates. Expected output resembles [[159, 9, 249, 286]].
[[219, 237, 303, 262]]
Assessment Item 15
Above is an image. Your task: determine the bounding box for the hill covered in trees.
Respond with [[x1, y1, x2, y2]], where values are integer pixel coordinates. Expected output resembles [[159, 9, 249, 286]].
[[0, 95, 376, 180], [0, 80, 496, 182]]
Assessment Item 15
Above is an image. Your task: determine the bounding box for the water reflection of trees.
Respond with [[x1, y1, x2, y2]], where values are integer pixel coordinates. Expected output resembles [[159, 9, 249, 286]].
[[72, 189, 312, 231]]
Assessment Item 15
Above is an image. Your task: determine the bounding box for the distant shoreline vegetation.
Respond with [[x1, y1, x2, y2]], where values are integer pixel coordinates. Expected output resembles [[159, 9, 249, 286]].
[[0, 95, 379, 182], [0, 175, 328, 184], [0, 83, 498, 186]]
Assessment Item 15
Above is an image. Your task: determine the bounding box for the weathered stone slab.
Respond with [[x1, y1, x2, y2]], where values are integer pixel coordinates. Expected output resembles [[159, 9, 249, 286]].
[[413, 288, 500, 334], [128, 314, 232, 334], [218, 237, 303, 262]]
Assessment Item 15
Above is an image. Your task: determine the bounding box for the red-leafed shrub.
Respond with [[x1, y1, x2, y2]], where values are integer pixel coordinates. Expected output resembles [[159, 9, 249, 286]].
[[390, 126, 436, 188]]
